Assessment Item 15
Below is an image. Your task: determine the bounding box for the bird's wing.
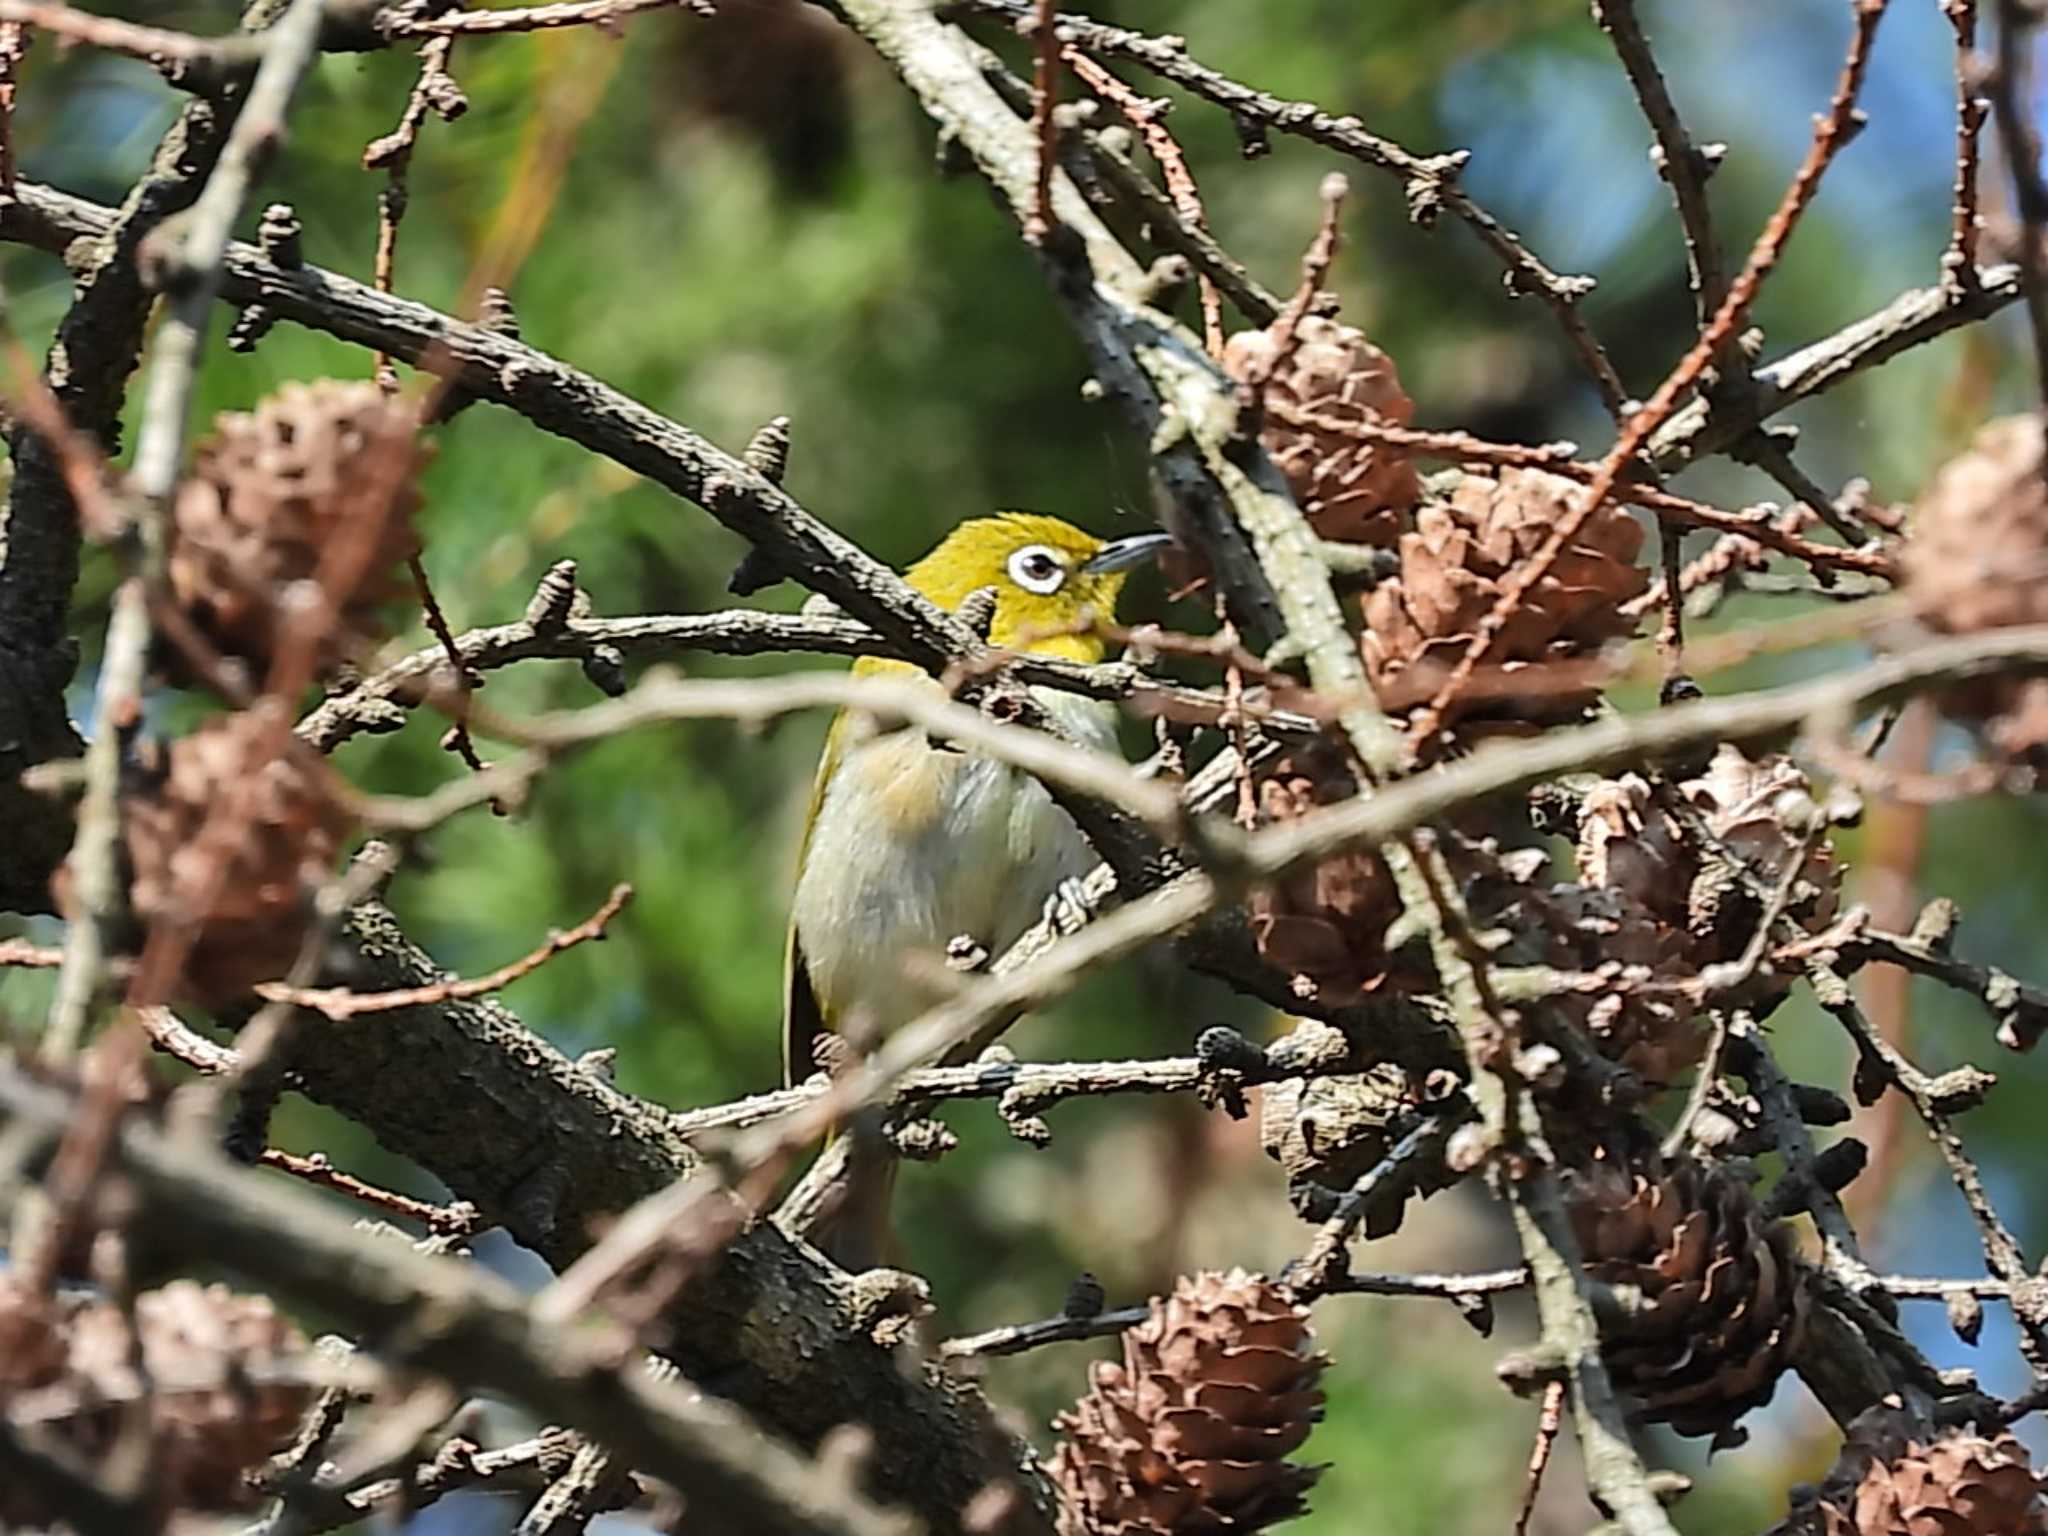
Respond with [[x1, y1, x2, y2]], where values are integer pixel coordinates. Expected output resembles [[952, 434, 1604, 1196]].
[[782, 706, 843, 1088]]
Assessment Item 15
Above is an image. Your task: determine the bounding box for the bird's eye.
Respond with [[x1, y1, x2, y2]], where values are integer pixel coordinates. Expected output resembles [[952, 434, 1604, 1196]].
[[1007, 543, 1069, 595]]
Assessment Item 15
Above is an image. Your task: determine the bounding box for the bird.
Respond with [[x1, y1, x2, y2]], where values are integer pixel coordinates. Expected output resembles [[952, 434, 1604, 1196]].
[[784, 512, 1170, 1269]]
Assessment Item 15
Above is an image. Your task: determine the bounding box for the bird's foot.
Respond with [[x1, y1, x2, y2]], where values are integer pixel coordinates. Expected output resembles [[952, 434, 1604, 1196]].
[[1043, 876, 1093, 937]]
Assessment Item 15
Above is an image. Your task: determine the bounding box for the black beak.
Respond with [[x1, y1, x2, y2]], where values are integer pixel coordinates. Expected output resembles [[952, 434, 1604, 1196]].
[[1081, 530, 1175, 574]]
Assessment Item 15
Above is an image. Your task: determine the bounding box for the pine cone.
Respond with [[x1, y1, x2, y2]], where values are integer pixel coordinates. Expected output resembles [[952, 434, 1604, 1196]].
[[1362, 467, 1646, 729], [1051, 1269, 1327, 1536], [1576, 749, 1840, 977], [0, 1281, 311, 1523], [1512, 882, 1704, 1090], [1243, 745, 1404, 1006], [1259, 1062, 1408, 1227], [1787, 1409, 2048, 1536], [1565, 1156, 1808, 1439], [169, 379, 426, 680], [1223, 315, 1419, 547], [121, 711, 353, 1005], [1903, 413, 2048, 763]]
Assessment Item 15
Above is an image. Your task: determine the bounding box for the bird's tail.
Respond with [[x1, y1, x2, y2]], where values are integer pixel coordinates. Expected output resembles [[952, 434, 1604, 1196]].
[[811, 1112, 899, 1271]]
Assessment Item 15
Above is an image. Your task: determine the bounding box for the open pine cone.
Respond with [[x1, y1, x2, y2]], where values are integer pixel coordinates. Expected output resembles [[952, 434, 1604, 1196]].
[[1565, 1156, 1808, 1439], [0, 1280, 312, 1524], [1902, 413, 2048, 764], [1576, 747, 1840, 986], [1501, 881, 1703, 1091], [1783, 1409, 2048, 1536], [1243, 745, 1404, 1006], [1222, 314, 1419, 548], [121, 711, 354, 1005], [1362, 467, 1646, 731], [1051, 1269, 1327, 1536], [169, 379, 426, 681]]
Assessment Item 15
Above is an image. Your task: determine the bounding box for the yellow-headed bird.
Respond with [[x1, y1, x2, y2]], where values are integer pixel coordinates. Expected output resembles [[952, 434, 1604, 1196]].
[[785, 513, 1168, 1267]]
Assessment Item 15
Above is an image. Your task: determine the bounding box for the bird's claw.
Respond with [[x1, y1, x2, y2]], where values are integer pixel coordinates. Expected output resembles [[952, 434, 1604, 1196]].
[[1043, 877, 1092, 937]]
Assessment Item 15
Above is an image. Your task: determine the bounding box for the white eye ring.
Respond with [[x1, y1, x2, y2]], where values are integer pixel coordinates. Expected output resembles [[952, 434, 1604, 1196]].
[[1007, 543, 1069, 595]]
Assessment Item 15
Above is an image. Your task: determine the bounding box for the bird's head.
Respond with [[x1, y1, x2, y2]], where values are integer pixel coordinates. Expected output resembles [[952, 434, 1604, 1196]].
[[903, 513, 1170, 662]]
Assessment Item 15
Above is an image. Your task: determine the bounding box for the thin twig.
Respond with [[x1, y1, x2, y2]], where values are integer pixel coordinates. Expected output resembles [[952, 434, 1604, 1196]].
[[407, 550, 504, 810], [1064, 49, 1224, 350], [384, 0, 711, 37], [1992, 0, 2048, 402], [1288, 1116, 1448, 1300], [1512, 1379, 1568, 1536], [1591, 0, 1725, 324], [1944, 1, 1987, 295], [1023, 0, 1058, 244], [260, 885, 632, 1019], [259, 1148, 480, 1235], [0, 16, 26, 193], [1806, 964, 2048, 1373], [1240, 172, 1347, 404], [1410, 0, 1891, 750], [948, 0, 1631, 412], [0, 0, 245, 64]]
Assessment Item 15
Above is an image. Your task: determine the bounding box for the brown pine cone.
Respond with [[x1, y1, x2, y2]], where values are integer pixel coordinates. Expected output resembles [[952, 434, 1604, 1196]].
[[1508, 882, 1703, 1091], [1223, 315, 1419, 547], [121, 711, 353, 1005], [1259, 1060, 1409, 1227], [0, 1281, 312, 1523], [1051, 1269, 1327, 1536], [1902, 413, 2048, 764], [1243, 745, 1405, 1006], [1783, 1409, 2048, 1536], [169, 379, 426, 681], [1576, 748, 1840, 979], [1362, 467, 1646, 730], [1565, 1156, 1808, 1439]]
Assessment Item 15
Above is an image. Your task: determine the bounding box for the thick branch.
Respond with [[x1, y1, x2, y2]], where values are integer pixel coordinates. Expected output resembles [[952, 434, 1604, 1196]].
[[0, 1069, 918, 1536], [207, 898, 1055, 1534]]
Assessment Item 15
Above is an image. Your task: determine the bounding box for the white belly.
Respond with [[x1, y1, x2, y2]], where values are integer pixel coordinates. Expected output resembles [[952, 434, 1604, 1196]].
[[791, 687, 1117, 1039]]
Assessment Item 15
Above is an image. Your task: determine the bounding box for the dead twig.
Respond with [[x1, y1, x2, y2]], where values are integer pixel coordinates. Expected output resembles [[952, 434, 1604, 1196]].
[[1409, 0, 1892, 751], [1991, 0, 2048, 402], [1512, 1379, 1568, 1536], [1943, 0, 1988, 295], [1023, 0, 1058, 244], [259, 1148, 480, 1235], [259, 884, 633, 1019], [1064, 49, 1224, 351]]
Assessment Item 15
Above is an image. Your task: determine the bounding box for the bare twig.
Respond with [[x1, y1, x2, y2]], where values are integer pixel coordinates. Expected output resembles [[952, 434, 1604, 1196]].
[[258, 885, 633, 1018], [0, 1069, 927, 1536], [948, 0, 1630, 412], [406, 550, 503, 809], [1650, 263, 2021, 468], [1806, 964, 2048, 1373], [1240, 171, 1346, 406], [1289, 1116, 1448, 1299], [383, 0, 711, 37], [939, 1264, 1528, 1359], [259, 1148, 479, 1235], [1591, 0, 1725, 323], [1512, 1379, 1568, 1536], [1409, 0, 1891, 749], [1023, 0, 1058, 244], [1991, 0, 2048, 401], [1064, 49, 1225, 350], [1943, 0, 1987, 295], [1806, 909, 2048, 1052], [0, 16, 26, 192], [0, 0, 248, 64]]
